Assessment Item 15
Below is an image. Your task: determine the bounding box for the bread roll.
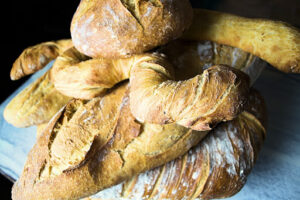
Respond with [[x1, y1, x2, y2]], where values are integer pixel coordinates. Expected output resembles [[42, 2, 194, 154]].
[[70, 0, 193, 58]]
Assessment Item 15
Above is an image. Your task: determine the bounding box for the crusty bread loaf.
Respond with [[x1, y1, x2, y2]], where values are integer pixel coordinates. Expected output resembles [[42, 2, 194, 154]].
[[51, 48, 250, 131], [4, 71, 71, 127], [86, 89, 266, 200], [51, 40, 266, 100], [10, 39, 72, 80], [5, 40, 265, 129], [70, 0, 193, 58], [12, 82, 208, 200], [183, 9, 300, 73]]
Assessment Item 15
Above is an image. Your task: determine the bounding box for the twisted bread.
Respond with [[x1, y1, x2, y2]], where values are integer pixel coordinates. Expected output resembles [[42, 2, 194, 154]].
[[10, 39, 72, 80], [158, 40, 266, 85], [4, 71, 71, 127], [5, 40, 263, 129], [129, 54, 249, 131], [88, 89, 266, 200], [183, 9, 300, 73], [70, 0, 193, 58], [51, 48, 250, 131], [12, 82, 207, 200]]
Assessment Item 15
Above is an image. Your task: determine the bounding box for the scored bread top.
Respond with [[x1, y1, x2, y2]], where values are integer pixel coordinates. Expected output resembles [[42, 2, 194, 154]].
[[12, 82, 207, 200], [71, 0, 193, 58], [87, 89, 266, 200]]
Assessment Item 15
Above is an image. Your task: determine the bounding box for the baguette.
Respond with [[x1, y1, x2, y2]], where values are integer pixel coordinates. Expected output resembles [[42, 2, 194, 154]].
[[88, 89, 266, 200], [12, 82, 208, 200], [183, 9, 300, 73], [51, 48, 250, 131], [10, 39, 72, 80], [4, 71, 71, 127]]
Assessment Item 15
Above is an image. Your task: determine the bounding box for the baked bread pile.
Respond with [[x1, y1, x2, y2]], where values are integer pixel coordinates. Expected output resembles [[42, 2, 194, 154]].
[[4, 0, 300, 199]]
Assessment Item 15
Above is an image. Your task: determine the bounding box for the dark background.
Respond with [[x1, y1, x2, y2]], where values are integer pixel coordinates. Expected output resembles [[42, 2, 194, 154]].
[[2, 0, 299, 199]]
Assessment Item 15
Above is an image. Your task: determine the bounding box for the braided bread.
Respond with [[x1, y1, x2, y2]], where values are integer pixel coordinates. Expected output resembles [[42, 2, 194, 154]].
[[10, 39, 72, 80]]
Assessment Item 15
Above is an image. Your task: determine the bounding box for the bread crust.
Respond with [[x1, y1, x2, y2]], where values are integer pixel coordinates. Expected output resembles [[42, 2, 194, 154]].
[[87, 89, 267, 200], [12, 82, 207, 200], [70, 0, 193, 58], [158, 40, 266, 85], [183, 9, 300, 73], [129, 54, 250, 131], [51, 48, 250, 131], [4, 72, 71, 127], [10, 39, 72, 80]]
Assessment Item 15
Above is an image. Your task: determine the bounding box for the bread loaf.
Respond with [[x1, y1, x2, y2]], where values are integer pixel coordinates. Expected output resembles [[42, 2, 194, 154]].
[[183, 9, 300, 73], [12, 82, 208, 200], [4, 71, 71, 127], [5, 40, 265, 129], [10, 39, 72, 80], [70, 0, 193, 58], [51, 48, 250, 131], [87, 89, 266, 200]]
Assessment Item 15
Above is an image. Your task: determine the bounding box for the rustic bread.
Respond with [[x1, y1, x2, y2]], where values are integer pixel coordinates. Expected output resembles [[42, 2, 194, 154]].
[[5, 40, 265, 129], [87, 89, 266, 200], [70, 0, 193, 58], [51, 48, 250, 131], [10, 39, 72, 80], [183, 9, 300, 73], [51, 39, 266, 100], [12, 82, 208, 200], [4, 71, 71, 127]]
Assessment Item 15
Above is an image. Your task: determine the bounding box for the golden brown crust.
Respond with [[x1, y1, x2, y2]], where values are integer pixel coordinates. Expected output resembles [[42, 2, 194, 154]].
[[183, 9, 300, 73], [50, 47, 133, 99], [12, 82, 207, 200], [70, 0, 193, 58], [4, 72, 71, 128], [87, 89, 266, 200], [51, 48, 250, 131], [36, 123, 48, 138], [10, 39, 73, 80], [158, 40, 266, 85], [129, 55, 250, 131]]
